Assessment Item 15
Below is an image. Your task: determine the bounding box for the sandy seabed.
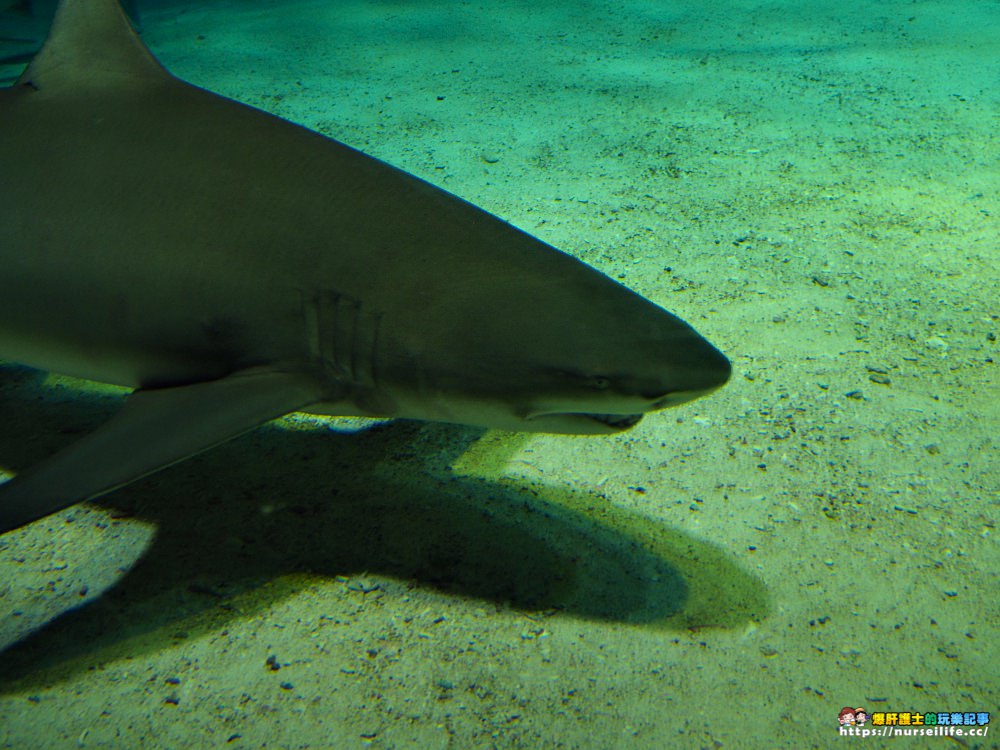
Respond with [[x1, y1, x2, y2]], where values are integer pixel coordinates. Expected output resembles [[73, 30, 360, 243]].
[[1, 0, 996, 748]]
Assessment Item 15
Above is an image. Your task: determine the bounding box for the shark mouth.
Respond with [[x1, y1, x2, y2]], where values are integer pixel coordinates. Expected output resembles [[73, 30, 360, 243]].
[[587, 412, 643, 429], [528, 411, 643, 430]]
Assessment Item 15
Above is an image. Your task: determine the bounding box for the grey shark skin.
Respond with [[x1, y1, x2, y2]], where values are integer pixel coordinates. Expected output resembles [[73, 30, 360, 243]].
[[0, 0, 730, 534]]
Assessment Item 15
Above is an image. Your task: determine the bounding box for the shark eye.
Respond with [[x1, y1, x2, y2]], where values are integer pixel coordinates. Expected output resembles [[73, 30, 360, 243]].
[[548, 369, 614, 391], [588, 375, 612, 390]]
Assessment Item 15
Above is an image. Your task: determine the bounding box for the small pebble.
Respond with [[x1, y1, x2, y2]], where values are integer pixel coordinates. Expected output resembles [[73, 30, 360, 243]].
[[347, 577, 381, 593]]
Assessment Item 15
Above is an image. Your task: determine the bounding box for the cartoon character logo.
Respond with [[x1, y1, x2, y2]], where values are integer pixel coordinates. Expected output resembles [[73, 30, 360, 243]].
[[854, 708, 868, 726], [839, 707, 856, 726]]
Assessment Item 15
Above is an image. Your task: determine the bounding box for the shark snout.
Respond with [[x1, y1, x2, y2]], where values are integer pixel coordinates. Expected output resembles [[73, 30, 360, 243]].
[[685, 339, 732, 391], [635, 333, 731, 411]]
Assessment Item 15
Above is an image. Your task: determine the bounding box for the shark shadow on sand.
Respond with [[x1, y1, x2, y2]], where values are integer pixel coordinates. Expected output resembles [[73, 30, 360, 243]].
[[0, 366, 767, 689]]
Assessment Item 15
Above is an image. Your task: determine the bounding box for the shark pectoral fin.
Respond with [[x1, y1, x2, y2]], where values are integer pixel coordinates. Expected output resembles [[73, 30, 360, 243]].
[[0, 368, 325, 534]]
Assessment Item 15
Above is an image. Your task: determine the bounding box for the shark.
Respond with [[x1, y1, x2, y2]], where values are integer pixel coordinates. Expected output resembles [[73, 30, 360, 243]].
[[0, 0, 730, 535]]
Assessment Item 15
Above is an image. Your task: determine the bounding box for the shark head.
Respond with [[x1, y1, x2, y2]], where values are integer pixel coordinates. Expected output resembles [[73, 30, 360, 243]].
[[370, 233, 731, 435]]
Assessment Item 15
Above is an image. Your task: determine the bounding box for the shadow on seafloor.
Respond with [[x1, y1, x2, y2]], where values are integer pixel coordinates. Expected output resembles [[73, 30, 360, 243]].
[[0, 363, 768, 689]]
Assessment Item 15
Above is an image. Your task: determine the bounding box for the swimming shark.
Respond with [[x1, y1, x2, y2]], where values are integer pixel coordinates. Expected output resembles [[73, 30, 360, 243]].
[[0, 0, 730, 534]]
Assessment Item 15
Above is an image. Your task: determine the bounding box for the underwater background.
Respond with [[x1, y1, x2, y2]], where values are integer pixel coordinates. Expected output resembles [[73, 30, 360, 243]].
[[0, 0, 996, 747]]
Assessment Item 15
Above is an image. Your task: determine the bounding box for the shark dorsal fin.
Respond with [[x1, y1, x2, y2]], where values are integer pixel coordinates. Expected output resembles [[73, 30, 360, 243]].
[[16, 0, 168, 93]]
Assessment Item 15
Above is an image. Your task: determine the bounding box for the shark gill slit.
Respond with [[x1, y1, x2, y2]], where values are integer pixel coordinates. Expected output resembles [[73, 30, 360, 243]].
[[343, 295, 362, 383], [348, 297, 380, 389], [324, 292, 342, 375], [300, 289, 322, 366], [303, 289, 377, 389]]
